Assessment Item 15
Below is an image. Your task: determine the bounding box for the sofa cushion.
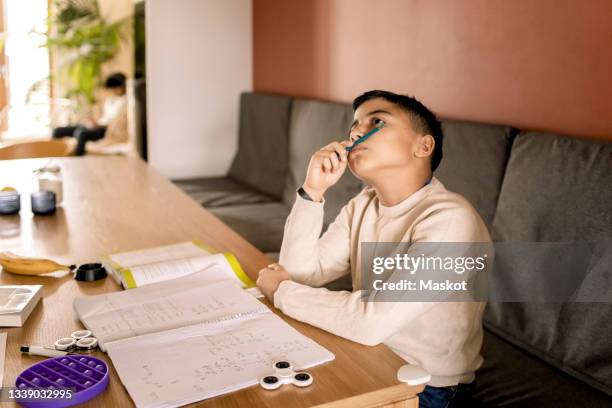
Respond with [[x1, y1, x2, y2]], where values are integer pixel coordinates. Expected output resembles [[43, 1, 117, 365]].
[[487, 132, 612, 396], [474, 329, 612, 407], [228, 92, 292, 199], [210, 202, 290, 253], [283, 99, 363, 227], [492, 133, 612, 241], [434, 119, 514, 229], [173, 177, 275, 208]]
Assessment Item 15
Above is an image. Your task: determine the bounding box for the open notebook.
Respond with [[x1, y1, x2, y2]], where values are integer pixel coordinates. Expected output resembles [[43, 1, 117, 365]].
[[102, 241, 253, 290], [73, 269, 334, 408]]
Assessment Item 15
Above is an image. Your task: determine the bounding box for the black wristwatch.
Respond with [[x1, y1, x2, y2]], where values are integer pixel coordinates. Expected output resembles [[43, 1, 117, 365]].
[[297, 187, 314, 201]]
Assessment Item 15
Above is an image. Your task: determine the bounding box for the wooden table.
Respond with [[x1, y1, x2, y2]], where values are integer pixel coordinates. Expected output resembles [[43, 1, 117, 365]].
[[0, 156, 422, 407]]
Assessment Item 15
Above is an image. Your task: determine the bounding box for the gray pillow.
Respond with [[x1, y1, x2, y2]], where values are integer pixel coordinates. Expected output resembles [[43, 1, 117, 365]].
[[228, 92, 292, 199], [434, 119, 514, 229], [487, 132, 612, 396], [283, 99, 362, 226]]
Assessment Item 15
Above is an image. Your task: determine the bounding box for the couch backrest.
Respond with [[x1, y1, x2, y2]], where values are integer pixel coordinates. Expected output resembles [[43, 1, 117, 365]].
[[486, 132, 612, 396], [283, 98, 363, 226], [228, 92, 292, 199], [230, 93, 515, 232], [434, 119, 515, 229]]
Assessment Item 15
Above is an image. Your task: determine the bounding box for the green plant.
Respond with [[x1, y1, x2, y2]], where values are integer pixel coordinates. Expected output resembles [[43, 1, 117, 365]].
[[44, 0, 129, 105]]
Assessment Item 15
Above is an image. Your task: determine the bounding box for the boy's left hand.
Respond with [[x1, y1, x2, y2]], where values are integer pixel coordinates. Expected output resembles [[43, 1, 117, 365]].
[[257, 263, 291, 301]]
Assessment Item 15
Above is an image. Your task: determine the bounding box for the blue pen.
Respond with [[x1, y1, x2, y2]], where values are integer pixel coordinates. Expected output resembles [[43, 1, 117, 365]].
[[346, 125, 384, 152]]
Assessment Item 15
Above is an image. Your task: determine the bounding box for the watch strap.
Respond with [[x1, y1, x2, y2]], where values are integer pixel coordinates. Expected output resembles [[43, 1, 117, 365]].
[[297, 187, 314, 201]]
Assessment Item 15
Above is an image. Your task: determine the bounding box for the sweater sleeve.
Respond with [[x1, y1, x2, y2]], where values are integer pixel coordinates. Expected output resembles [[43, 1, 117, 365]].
[[274, 206, 491, 346], [278, 193, 354, 287], [274, 280, 437, 346]]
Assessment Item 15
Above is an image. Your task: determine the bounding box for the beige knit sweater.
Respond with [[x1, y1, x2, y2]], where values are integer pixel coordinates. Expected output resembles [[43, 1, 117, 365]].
[[274, 178, 491, 386]]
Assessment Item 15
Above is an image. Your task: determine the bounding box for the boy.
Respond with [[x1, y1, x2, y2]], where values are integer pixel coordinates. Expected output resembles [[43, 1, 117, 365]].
[[52, 72, 127, 155], [256, 90, 491, 407]]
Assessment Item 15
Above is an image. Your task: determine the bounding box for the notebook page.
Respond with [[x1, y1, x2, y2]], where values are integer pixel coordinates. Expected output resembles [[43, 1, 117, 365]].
[[106, 313, 335, 408], [125, 253, 238, 287], [109, 242, 209, 268], [73, 271, 268, 349]]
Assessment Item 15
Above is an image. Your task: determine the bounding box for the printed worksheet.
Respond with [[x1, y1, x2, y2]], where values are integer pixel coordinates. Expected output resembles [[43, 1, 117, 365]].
[[74, 271, 267, 348], [106, 313, 334, 408], [74, 265, 335, 407]]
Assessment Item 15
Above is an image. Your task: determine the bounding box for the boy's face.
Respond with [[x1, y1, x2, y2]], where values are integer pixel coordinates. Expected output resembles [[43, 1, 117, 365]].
[[347, 97, 424, 181], [109, 87, 126, 96]]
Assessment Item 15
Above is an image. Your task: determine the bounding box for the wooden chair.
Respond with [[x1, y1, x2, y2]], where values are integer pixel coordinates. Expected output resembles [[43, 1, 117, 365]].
[[0, 139, 74, 160]]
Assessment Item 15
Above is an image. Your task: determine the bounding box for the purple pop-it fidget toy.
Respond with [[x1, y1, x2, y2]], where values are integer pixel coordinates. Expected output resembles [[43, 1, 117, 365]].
[[15, 355, 109, 407]]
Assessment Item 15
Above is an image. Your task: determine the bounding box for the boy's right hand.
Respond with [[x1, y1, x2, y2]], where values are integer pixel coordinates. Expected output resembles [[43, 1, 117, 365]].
[[302, 141, 352, 202]]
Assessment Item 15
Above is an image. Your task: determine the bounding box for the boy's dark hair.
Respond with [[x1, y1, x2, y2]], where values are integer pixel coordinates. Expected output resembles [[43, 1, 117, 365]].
[[104, 73, 127, 89], [352, 90, 443, 172]]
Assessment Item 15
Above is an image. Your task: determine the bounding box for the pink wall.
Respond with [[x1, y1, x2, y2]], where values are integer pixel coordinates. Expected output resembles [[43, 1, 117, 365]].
[[253, 0, 612, 140]]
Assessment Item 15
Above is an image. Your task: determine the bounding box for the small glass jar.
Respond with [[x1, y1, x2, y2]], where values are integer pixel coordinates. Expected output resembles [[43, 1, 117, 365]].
[[35, 165, 63, 205], [0, 190, 20, 215], [31, 191, 56, 215]]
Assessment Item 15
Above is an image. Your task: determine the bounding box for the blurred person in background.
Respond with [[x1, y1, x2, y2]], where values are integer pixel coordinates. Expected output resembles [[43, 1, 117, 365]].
[[52, 72, 127, 155]]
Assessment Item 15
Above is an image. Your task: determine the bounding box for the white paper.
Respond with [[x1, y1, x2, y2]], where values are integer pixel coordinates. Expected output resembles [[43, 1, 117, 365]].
[[126, 253, 239, 287], [109, 242, 210, 268], [74, 271, 267, 348], [0, 332, 6, 386], [108, 242, 243, 288], [75, 267, 334, 407], [106, 313, 334, 408]]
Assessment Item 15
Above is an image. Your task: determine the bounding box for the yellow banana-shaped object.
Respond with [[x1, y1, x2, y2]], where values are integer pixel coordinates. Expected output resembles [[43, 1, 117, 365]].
[[0, 252, 75, 276]]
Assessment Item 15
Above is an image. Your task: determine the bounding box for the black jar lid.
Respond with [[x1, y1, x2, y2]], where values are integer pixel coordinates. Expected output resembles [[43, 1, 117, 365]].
[[75, 263, 108, 281]]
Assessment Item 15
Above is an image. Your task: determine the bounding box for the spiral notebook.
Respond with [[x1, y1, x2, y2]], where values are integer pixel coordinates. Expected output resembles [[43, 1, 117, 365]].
[[73, 269, 334, 408]]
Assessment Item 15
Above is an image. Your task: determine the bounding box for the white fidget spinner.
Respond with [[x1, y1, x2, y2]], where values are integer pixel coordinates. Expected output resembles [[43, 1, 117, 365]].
[[259, 361, 313, 390], [54, 330, 99, 351]]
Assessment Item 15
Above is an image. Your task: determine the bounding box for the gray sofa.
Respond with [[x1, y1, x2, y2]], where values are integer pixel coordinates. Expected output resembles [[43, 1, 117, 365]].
[[174, 92, 612, 406]]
